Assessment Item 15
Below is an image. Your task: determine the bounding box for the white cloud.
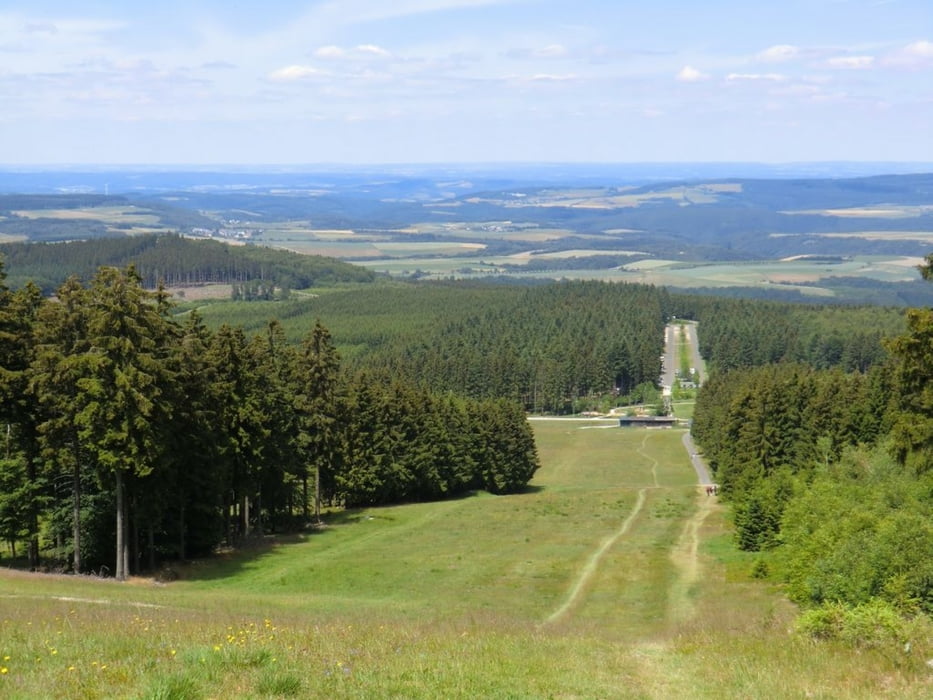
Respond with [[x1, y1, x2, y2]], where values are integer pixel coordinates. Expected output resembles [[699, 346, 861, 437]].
[[756, 44, 800, 63], [357, 44, 392, 58], [312, 44, 392, 61], [314, 45, 346, 59], [502, 72, 577, 84], [268, 64, 329, 82], [676, 65, 709, 82], [727, 73, 785, 82], [527, 73, 576, 81], [826, 55, 875, 69], [904, 40, 933, 58], [882, 39, 933, 69], [535, 44, 568, 58], [505, 44, 570, 61]]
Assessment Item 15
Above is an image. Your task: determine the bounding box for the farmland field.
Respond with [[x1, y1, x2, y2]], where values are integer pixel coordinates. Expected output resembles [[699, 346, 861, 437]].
[[1, 422, 929, 698], [353, 252, 927, 295]]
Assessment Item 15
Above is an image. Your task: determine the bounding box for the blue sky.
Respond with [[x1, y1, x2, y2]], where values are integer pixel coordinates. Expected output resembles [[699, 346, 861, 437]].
[[1, 0, 931, 164]]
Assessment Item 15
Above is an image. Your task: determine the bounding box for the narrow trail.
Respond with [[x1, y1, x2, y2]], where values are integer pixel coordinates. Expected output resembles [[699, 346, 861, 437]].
[[542, 487, 648, 626], [640, 431, 661, 488], [541, 427, 718, 628], [542, 432, 661, 626], [0, 593, 166, 609], [682, 431, 713, 485], [666, 486, 715, 624]]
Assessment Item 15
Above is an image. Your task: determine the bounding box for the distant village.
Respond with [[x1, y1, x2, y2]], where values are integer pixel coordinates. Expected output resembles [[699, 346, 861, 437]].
[[188, 220, 263, 242]]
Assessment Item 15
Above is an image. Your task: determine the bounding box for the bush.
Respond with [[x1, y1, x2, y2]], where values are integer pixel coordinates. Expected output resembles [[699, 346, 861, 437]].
[[750, 558, 770, 579], [796, 599, 910, 650]]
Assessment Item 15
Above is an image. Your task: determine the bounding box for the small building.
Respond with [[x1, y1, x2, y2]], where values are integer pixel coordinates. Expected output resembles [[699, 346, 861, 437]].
[[618, 416, 681, 428]]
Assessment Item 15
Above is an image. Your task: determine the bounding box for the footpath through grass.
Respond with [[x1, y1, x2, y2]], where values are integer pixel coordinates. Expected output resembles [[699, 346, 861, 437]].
[[1, 421, 930, 698]]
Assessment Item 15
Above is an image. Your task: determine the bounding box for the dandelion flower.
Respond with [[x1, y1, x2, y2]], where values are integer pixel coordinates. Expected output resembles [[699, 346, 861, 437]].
[[1, 667, 8, 674]]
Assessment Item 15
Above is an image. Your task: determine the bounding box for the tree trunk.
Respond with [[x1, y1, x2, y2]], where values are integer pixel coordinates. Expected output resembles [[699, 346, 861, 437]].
[[302, 473, 308, 520], [223, 491, 232, 546], [115, 470, 126, 581], [131, 497, 139, 576], [315, 465, 322, 523], [27, 456, 39, 571], [72, 460, 81, 574]]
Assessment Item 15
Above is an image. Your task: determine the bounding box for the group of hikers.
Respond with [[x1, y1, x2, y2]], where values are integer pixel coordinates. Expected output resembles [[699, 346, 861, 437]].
[[704, 484, 718, 496]]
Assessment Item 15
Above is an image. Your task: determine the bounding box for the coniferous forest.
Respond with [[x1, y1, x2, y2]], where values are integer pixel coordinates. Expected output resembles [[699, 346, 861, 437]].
[[0, 262, 538, 579], [0, 234, 375, 293], [688, 260, 933, 622]]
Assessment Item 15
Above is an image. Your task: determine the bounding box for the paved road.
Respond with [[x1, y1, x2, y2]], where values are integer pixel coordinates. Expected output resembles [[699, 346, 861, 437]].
[[681, 321, 705, 384], [681, 431, 713, 485]]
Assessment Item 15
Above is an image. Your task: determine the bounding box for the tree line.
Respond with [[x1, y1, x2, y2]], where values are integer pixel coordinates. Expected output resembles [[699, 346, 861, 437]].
[[689, 278, 933, 618], [670, 295, 904, 373], [0, 233, 375, 293], [0, 262, 538, 579], [349, 280, 671, 413]]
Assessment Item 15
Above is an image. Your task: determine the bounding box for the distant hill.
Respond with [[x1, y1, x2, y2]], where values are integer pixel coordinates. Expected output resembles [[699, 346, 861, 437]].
[[0, 234, 376, 293], [0, 193, 218, 241], [1, 169, 932, 301]]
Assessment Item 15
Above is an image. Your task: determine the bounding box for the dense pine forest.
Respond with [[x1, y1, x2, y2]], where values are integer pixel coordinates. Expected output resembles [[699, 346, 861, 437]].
[[0, 262, 538, 579], [187, 280, 674, 414], [346, 281, 670, 413], [688, 259, 933, 632], [0, 234, 375, 293], [671, 296, 905, 372]]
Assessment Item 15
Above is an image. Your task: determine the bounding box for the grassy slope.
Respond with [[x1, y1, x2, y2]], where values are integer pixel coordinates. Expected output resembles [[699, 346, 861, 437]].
[[0, 422, 930, 698]]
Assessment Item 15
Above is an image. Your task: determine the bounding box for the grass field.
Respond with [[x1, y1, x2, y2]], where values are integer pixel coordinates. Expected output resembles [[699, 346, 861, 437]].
[[1, 423, 930, 698]]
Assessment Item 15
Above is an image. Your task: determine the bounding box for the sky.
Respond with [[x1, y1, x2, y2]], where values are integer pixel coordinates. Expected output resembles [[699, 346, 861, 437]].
[[1, 0, 932, 165]]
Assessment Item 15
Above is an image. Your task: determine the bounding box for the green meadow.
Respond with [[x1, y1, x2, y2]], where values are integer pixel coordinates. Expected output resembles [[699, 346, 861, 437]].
[[2, 421, 929, 698]]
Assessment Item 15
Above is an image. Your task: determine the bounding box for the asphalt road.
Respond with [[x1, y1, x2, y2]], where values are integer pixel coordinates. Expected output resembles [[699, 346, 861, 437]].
[[681, 431, 713, 486], [663, 321, 713, 486]]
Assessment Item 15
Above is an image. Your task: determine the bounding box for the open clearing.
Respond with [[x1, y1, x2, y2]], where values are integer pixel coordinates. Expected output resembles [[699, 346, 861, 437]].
[[2, 421, 929, 698], [352, 252, 925, 295]]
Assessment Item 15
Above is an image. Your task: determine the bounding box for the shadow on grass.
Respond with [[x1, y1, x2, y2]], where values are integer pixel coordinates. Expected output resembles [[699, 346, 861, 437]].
[[175, 489, 491, 583]]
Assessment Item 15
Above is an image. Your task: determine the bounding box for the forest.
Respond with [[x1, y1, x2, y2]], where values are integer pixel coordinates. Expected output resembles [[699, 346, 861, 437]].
[[688, 256, 933, 628], [0, 262, 538, 579], [0, 233, 375, 293]]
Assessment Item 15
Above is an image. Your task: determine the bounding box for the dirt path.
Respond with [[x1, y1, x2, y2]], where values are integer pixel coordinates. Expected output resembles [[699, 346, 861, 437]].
[[542, 432, 663, 626], [666, 486, 715, 624], [0, 593, 166, 609], [542, 486, 648, 626], [640, 431, 661, 488]]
